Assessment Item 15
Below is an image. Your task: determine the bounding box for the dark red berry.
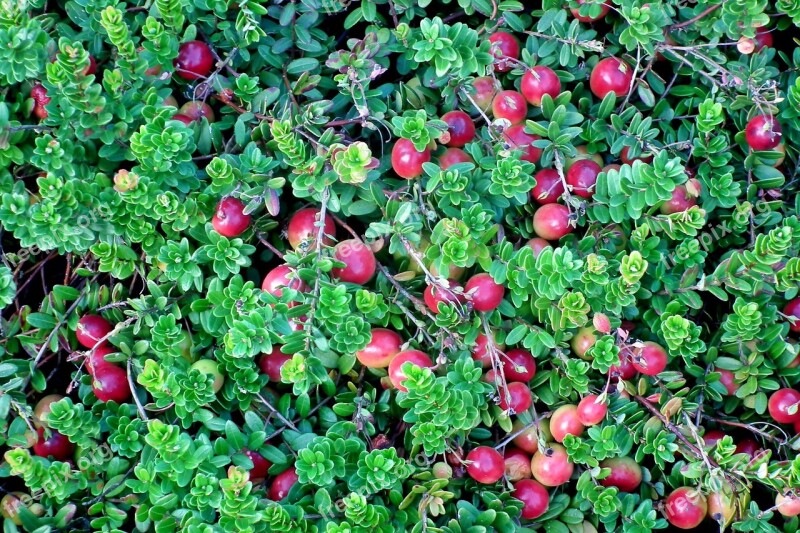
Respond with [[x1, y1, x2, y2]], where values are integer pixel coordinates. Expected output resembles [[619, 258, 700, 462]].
[[590, 57, 633, 99], [566, 159, 601, 199], [531, 169, 565, 204], [175, 40, 214, 80], [212, 197, 251, 237], [441, 110, 476, 147], [33, 427, 75, 461], [76, 315, 113, 349], [92, 364, 131, 403]]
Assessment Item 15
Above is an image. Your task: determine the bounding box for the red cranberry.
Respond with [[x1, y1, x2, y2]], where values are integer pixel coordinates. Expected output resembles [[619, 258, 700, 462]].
[[392, 138, 431, 179], [768, 388, 800, 424], [521, 66, 562, 106], [86, 345, 116, 376], [589, 57, 633, 99], [734, 439, 761, 460], [499, 382, 533, 413], [599, 456, 642, 492], [212, 197, 251, 237], [784, 298, 800, 332], [531, 169, 565, 204], [664, 487, 708, 530], [504, 447, 532, 481], [776, 492, 800, 517], [471, 76, 498, 112], [754, 27, 773, 50], [245, 449, 272, 481], [745, 114, 782, 151], [172, 113, 194, 125], [631, 341, 668, 376], [533, 204, 573, 240], [620, 146, 653, 165], [175, 40, 214, 80], [609, 349, 637, 380], [492, 90, 528, 125], [488, 31, 520, 72], [331, 239, 376, 285], [287, 208, 336, 250], [660, 184, 699, 214], [268, 466, 298, 500], [571, 0, 610, 22], [355, 329, 403, 369], [179, 101, 216, 123], [259, 346, 292, 382], [549, 405, 585, 442], [717, 368, 739, 396], [566, 159, 601, 199], [503, 125, 542, 164], [438, 147, 474, 169], [92, 364, 131, 403], [703, 430, 726, 448], [465, 273, 505, 312], [76, 315, 113, 349], [33, 427, 75, 461], [502, 348, 536, 382], [261, 265, 308, 297], [465, 446, 505, 484], [388, 350, 434, 392], [530, 443, 574, 486], [527, 238, 552, 257], [577, 394, 608, 426], [441, 110, 476, 147], [513, 479, 550, 519], [423, 282, 465, 314]]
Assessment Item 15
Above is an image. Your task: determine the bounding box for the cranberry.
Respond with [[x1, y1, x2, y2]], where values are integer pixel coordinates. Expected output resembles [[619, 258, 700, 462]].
[[466, 446, 505, 484], [85, 55, 97, 76], [754, 27, 773, 51], [504, 447, 532, 481], [664, 487, 708, 530], [717, 368, 739, 396], [86, 345, 117, 376], [660, 184, 698, 214], [388, 350, 434, 392], [530, 443, 574, 486], [734, 439, 761, 460], [172, 113, 194, 125], [391, 138, 431, 179], [577, 394, 607, 426], [175, 40, 214, 80], [355, 329, 403, 369], [589, 57, 633, 99], [32, 427, 75, 461], [424, 281, 465, 314], [438, 147, 474, 169], [245, 449, 272, 481], [492, 90, 528, 125], [92, 364, 131, 403], [76, 314, 113, 349], [566, 146, 604, 169], [471, 76, 498, 112], [609, 349, 638, 380], [620, 146, 653, 165], [472, 331, 505, 368], [503, 125, 542, 164], [511, 419, 547, 454], [527, 238, 552, 257], [745, 114, 782, 151], [441, 110, 476, 147], [179, 101, 216, 123], [31, 83, 50, 119], [502, 348, 536, 382], [531, 169, 564, 204], [549, 405, 585, 442], [488, 31, 520, 73], [212, 197, 251, 237], [261, 265, 308, 297], [599, 457, 642, 492], [571, 0, 610, 22], [566, 159, 601, 199], [259, 346, 292, 382], [776, 492, 800, 517], [287, 208, 336, 250], [499, 381, 533, 412], [703, 430, 726, 448], [533, 204, 573, 241], [513, 479, 550, 519], [784, 298, 800, 332], [521, 66, 561, 106], [33, 394, 64, 428], [571, 326, 597, 359], [331, 239, 376, 285], [631, 341, 668, 376], [268, 466, 298, 500], [465, 273, 505, 312], [768, 388, 800, 424]]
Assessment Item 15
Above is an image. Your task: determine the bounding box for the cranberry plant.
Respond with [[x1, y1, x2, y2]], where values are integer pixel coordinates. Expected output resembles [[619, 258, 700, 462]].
[[1, 0, 800, 531]]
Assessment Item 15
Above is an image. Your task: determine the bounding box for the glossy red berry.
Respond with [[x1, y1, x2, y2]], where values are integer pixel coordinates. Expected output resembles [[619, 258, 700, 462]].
[[566, 159, 601, 199], [388, 350, 434, 392], [513, 479, 550, 520], [466, 446, 505, 484], [631, 341, 668, 376], [33, 395, 64, 428], [660, 184, 698, 214], [784, 298, 800, 332], [261, 264, 308, 297], [521, 66, 561, 106], [259, 346, 292, 382], [86, 345, 116, 376], [577, 394, 608, 426], [424, 282, 465, 314], [571, 0, 610, 22], [768, 388, 800, 424], [212, 197, 251, 237], [172, 113, 194, 125], [504, 447, 532, 481], [356, 328, 403, 369], [590, 57, 633, 99], [503, 125, 542, 164], [175, 40, 214, 80], [754, 27, 774, 51], [245, 449, 272, 481], [33, 427, 75, 461], [527, 238, 552, 257], [465, 273, 505, 312], [287, 208, 336, 250], [488, 31, 520, 72], [531, 169, 565, 204], [268, 466, 298, 501], [441, 110, 476, 147], [533, 204, 573, 241], [502, 348, 536, 382], [331, 239, 376, 285], [391, 138, 431, 179], [472, 332, 496, 368], [599, 457, 642, 492], [745, 114, 782, 151], [530, 443, 574, 487], [549, 405, 585, 443], [92, 364, 131, 403], [512, 419, 548, 454], [664, 487, 708, 530], [571, 327, 597, 359], [76, 314, 113, 349], [608, 351, 638, 380], [438, 147, 474, 169], [499, 382, 533, 412], [179, 101, 216, 123], [471, 76, 498, 112], [717, 368, 739, 396], [31, 83, 51, 120], [492, 90, 528, 125]]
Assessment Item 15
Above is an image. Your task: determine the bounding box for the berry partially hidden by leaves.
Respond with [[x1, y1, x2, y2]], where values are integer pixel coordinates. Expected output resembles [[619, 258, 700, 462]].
[[287, 208, 336, 250], [268, 466, 298, 501], [503, 447, 532, 481], [503, 124, 542, 164], [745, 114, 782, 151], [259, 346, 292, 382], [571, 0, 610, 22], [392, 138, 431, 179], [465, 273, 505, 312], [438, 147, 474, 169], [424, 282, 464, 314], [566, 159, 601, 199], [533, 204, 573, 240], [191, 359, 225, 392], [549, 405, 584, 442], [92, 364, 131, 403], [498, 381, 532, 412], [531, 169, 565, 205], [599, 456, 642, 492], [488, 31, 519, 73], [32, 427, 75, 461], [356, 328, 403, 369], [631, 341, 668, 376], [388, 350, 433, 392]]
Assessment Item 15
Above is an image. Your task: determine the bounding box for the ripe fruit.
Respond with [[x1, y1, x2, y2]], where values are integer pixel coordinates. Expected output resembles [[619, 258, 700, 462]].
[[499, 381, 533, 412], [502, 348, 536, 382], [424, 282, 465, 314], [599, 457, 642, 492], [175, 40, 214, 80], [768, 388, 800, 424], [259, 346, 292, 382], [531, 169, 565, 204], [717, 368, 739, 396], [550, 405, 585, 442], [492, 90, 528, 124], [530, 443, 574, 486], [734, 439, 761, 460], [664, 487, 708, 530], [212, 197, 251, 237], [86, 345, 116, 375], [31, 83, 50, 119], [191, 359, 225, 392], [172, 113, 194, 125], [356, 329, 403, 369], [33, 394, 64, 428], [533, 204, 573, 240], [262, 264, 308, 299], [179, 101, 216, 123], [76, 314, 113, 348], [472, 331, 505, 368], [784, 298, 800, 332], [631, 341, 668, 376], [513, 479, 550, 520], [571, 327, 597, 359], [441, 110, 476, 147], [527, 238, 552, 257], [512, 419, 552, 454], [268, 466, 298, 500], [566, 159, 601, 199], [438, 147, 474, 169], [571, 0, 610, 22], [465, 446, 504, 484], [660, 183, 700, 214], [702, 429, 726, 448], [465, 273, 505, 312], [504, 447, 532, 481], [471, 76, 498, 112], [245, 449, 272, 481], [754, 27, 774, 51], [609, 349, 637, 380], [488, 31, 520, 72], [33, 427, 75, 461], [503, 124, 542, 164], [331, 239, 376, 285], [287, 208, 336, 250], [577, 394, 607, 426], [391, 138, 431, 179], [388, 350, 434, 392], [92, 364, 131, 403], [521, 66, 561, 106], [589, 57, 633, 99], [776, 492, 800, 517], [619, 146, 653, 165], [745, 114, 782, 151]]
